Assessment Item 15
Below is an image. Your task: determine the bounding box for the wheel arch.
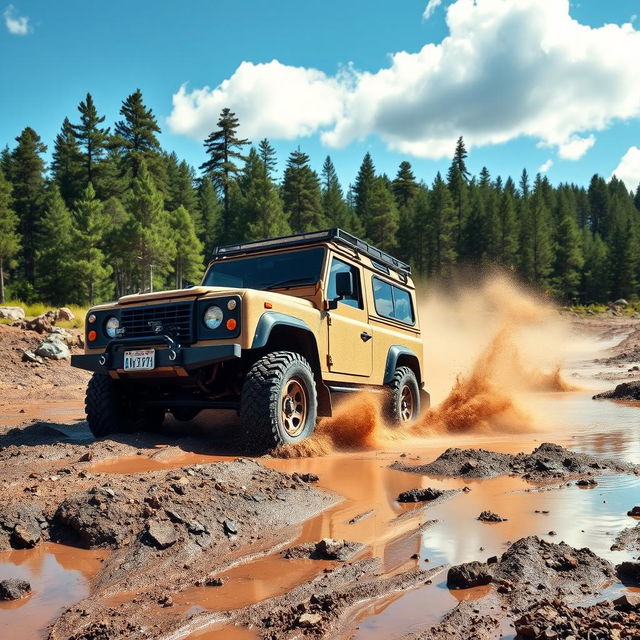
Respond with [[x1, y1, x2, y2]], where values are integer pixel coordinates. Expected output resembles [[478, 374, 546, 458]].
[[384, 345, 422, 386], [250, 312, 332, 417]]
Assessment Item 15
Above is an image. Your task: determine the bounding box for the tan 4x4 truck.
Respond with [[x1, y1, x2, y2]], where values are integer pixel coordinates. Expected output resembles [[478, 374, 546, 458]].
[[71, 229, 429, 449]]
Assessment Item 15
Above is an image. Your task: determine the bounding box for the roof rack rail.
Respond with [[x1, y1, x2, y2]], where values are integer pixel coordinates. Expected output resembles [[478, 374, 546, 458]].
[[211, 228, 411, 276]]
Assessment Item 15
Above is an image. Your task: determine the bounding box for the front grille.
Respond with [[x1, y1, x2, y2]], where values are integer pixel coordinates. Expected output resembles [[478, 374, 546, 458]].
[[120, 302, 193, 343]]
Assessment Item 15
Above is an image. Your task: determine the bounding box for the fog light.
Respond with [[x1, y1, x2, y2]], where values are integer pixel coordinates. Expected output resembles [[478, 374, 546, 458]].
[[227, 299, 237, 310], [226, 318, 237, 331], [88, 314, 96, 324]]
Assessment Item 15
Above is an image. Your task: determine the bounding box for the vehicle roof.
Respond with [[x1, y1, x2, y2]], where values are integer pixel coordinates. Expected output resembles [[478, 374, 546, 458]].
[[210, 228, 412, 279]]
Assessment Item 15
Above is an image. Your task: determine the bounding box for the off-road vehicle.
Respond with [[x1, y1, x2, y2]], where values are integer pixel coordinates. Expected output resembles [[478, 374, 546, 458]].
[[72, 229, 429, 448]]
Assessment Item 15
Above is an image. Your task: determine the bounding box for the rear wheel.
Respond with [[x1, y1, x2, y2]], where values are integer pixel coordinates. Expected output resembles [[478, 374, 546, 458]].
[[240, 351, 317, 450], [85, 373, 165, 437], [386, 366, 420, 426]]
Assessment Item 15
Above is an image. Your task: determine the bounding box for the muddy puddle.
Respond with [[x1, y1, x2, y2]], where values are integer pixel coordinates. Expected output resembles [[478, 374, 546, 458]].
[[0, 544, 107, 639]]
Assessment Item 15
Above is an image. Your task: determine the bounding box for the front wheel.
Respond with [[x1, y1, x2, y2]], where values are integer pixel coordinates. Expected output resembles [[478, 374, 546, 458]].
[[386, 366, 421, 426], [240, 351, 318, 450], [85, 373, 165, 437]]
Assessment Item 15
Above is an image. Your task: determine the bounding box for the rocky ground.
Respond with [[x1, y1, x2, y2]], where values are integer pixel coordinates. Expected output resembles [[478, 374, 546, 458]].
[[0, 314, 639, 638]]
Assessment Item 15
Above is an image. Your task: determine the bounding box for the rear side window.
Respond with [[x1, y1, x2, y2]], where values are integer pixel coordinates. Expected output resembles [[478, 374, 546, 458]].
[[372, 277, 415, 324]]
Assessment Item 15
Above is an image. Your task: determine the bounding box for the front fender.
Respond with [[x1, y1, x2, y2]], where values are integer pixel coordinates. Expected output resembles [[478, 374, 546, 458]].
[[251, 312, 313, 349], [384, 345, 421, 384]]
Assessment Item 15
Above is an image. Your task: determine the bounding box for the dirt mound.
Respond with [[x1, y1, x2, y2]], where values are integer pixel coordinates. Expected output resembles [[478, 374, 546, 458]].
[[514, 595, 640, 640], [594, 380, 640, 401], [0, 324, 89, 405], [392, 442, 639, 481], [282, 538, 365, 561], [611, 523, 640, 552]]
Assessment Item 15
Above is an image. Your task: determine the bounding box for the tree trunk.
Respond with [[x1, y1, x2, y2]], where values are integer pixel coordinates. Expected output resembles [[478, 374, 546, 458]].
[[0, 257, 5, 304]]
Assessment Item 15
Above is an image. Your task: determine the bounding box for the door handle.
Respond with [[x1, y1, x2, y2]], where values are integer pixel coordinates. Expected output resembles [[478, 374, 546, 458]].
[[360, 332, 372, 342]]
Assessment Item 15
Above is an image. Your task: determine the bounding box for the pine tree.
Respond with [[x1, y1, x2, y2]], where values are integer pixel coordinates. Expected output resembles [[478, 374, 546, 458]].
[[71, 93, 110, 189], [71, 183, 113, 305], [0, 169, 20, 303], [165, 153, 199, 230], [282, 149, 324, 232], [258, 138, 277, 179], [197, 179, 222, 255], [9, 127, 47, 286], [51, 117, 84, 208], [580, 230, 609, 302], [526, 176, 554, 288], [392, 161, 418, 209], [101, 196, 132, 297], [552, 192, 584, 300], [114, 89, 161, 179], [354, 152, 376, 237], [200, 108, 249, 241], [321, 156, 358, 232], [608, 187, 639, 299], [35, 185, 75, 304], [367, 177, 399, 252], [125, 163, 176, 292], [497, 188, 518, 267], [588, 175, 609, 237], [447, 137, 470, 253], [169, 206, 204, 288], [421, 173, 456, 277]]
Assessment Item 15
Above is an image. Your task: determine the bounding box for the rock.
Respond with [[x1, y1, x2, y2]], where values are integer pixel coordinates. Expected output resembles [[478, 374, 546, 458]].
[[628, 506, 640, 517], [0, 578, 31, 600], [617, 561, 640, 586], [223, 519, 237, 536], [35, 335, 71, 360], [612, 593, 640, 609], [0, 306, 25, 321], [21, 349, 44, 364], [297, 612, 322, 627], [478, 510, 507, 522], [22, 311, 56, 333], [397, 487, 443, 502], [54, 307, 75, 322], [613, 298, 629, 308], [293, 472, 319, 483], [575, 479, 597, 487], [144, 520, 177, 550], [49, 327, 75, 345], [315, 538, 362, 561], [11, 522, 40, 548], [447, 561, 493, 589], [78, 451, 94, 462], [594, 381, 640, 401], [205, 576, 225, 586]]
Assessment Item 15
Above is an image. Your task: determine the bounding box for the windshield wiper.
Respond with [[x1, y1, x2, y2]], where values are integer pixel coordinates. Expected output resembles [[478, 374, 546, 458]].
[[263, 277, 314, 290]]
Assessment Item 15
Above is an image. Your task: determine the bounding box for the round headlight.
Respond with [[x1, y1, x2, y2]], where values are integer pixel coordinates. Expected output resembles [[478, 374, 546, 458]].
[[105, 316, 120, 338], [204, 305, 223, 330]]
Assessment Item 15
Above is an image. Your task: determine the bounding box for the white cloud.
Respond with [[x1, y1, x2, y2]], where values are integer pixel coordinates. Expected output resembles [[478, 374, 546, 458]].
[[610, 146, 640, 190], [423, 0, 444, 20], [4, 4, 30, 35], [167, 60, 347, 141], [538, 159, 553, 173], [170, 0, 640, 161]]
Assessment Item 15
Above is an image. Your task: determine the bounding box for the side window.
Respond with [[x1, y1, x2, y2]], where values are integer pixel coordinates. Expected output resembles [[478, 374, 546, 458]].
[[372, 276, 415, 324], [327, 258, 362, 309]]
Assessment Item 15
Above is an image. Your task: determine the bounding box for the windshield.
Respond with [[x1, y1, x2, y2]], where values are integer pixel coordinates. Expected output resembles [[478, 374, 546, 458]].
[[203, 247, 325, 290]]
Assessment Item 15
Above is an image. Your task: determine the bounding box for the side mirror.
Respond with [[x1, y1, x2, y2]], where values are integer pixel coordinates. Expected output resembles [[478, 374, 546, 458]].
[[335, 271, 354, 299]]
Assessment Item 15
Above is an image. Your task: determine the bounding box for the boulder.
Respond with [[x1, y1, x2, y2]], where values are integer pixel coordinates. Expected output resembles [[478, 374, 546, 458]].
[[613, 298, 629, 308], [0, 578, 31, 601], [35, 335, 70, 360], [54, 307, 75, 322], [447, 561, 493, 589], [144, 520, 178, 550], [478, 510, 507, 522], [628, 506, 640, 517], [48, 327, 75, 346], [24, 311, 57, 333], [21, 349, 44, 364], [11, 522, 40, 548], [397, 487, 443, 502], [617, 561, 640, 586], [0, 306, 25, 321]]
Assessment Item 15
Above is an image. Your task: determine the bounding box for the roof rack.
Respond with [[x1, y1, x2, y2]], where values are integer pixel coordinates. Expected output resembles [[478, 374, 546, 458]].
[[211, 228, 411, 276]]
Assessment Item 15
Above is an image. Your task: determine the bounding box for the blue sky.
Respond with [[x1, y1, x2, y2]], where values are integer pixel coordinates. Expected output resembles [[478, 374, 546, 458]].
[[2, 0, 640, 190]]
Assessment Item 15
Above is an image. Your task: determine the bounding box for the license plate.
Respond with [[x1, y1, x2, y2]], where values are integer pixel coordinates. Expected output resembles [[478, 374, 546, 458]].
[[123, 349, 155, 371]]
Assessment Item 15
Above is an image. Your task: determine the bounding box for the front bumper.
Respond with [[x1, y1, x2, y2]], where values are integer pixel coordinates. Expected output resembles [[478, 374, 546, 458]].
[[71, 335, 241, 374]]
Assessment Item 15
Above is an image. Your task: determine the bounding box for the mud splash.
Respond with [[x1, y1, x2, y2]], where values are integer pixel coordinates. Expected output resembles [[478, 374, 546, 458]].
[[278, 275, 575, 458]]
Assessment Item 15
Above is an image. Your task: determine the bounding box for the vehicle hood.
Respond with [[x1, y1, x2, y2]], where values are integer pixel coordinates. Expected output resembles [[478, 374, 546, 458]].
[[117, 286, 242, 305]]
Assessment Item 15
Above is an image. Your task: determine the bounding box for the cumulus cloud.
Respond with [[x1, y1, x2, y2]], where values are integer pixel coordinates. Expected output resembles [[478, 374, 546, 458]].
[[423, 0, 444, 20], [4, 4, 30, 35], [538, 159, 553, 173], [167, 60, 347, 140], [610, 146, 640, 190], [169, 0, 640, 161]]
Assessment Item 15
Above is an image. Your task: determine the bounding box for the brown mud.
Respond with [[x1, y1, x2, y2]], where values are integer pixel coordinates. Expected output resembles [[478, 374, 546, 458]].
[[1, 279, 640, 638]]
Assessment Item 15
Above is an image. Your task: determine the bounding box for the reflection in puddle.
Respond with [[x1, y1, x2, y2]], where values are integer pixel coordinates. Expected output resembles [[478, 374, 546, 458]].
[[0, 543, 107, 640]]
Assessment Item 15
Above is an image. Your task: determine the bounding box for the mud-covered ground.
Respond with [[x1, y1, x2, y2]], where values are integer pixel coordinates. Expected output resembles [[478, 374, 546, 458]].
[[0, 312, 639, 639]]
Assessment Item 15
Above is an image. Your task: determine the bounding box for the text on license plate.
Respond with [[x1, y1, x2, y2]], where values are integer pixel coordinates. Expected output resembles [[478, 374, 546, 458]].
[[123, 349, 155, 371]]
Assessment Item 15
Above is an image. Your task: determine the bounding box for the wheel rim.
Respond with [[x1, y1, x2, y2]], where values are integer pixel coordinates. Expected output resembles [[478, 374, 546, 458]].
[[400, 384, 415, 422], [281, 378, 307, 437]]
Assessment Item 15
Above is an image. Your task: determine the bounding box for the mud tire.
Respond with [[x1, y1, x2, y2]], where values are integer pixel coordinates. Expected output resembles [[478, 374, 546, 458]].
[[240, 351, 317, 450], [85, 373, 164, 437], [386, 366, 420, 426]]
